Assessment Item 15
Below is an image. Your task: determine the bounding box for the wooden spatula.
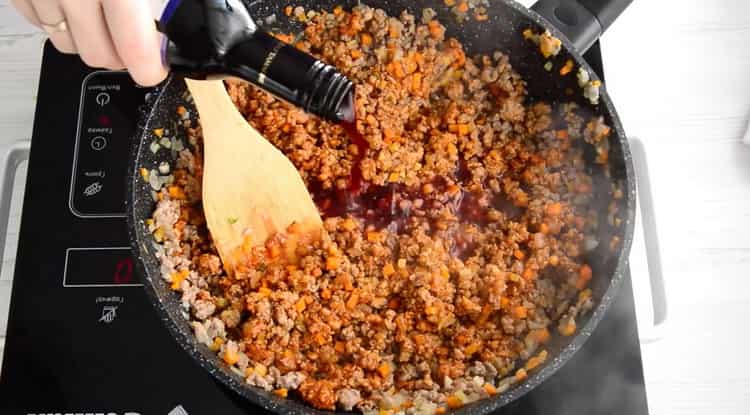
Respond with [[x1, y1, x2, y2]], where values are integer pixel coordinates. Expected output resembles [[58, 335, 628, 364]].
[[185, 78, 323, 271]]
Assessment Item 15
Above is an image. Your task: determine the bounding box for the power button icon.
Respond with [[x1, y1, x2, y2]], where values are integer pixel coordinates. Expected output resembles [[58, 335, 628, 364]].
[[96, 92, 110, 106], [91, 136, 108, 151]]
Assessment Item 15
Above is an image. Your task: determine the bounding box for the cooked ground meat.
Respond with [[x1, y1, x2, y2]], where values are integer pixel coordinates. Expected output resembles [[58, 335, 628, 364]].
[[147, 5, 612, 414]]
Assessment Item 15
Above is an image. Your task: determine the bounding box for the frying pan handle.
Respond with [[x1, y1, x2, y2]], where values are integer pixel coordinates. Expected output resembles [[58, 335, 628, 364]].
[[0, 141, 30, 280], [531, 0, 633, 53], [629, 138, 668, 343]]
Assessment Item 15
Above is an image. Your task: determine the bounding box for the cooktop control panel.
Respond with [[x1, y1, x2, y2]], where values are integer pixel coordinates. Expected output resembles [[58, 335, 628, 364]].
[[70, 71, 148, 218]]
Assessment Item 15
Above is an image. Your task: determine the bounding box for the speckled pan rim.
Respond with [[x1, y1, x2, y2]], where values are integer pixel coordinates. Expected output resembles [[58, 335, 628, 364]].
[[126, 1, 636, 414]]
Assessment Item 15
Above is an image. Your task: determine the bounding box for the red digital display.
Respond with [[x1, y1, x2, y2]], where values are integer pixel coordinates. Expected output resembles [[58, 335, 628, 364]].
[[98, 114, 112, 127], [64, 248, 141, 287], [113, 257, 133, 284]]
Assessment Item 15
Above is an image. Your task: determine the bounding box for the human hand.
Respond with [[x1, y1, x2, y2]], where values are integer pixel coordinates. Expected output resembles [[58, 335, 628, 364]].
[[11, 0, 168, 86]]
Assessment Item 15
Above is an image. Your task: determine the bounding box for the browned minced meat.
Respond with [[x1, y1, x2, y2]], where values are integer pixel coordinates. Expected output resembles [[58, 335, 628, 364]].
[[151, 5, 614, 414]]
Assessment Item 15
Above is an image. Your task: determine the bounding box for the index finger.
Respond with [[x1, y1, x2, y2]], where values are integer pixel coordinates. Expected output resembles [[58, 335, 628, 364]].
[[101, 0, 167, 86]]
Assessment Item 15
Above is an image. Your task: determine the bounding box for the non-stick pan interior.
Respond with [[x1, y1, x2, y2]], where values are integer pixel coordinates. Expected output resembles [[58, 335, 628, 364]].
[[128, 1, 635, 414]]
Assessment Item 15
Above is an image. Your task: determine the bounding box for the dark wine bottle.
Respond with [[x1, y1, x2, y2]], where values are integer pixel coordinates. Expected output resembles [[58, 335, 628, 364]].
[[157, 0, 355, 123]]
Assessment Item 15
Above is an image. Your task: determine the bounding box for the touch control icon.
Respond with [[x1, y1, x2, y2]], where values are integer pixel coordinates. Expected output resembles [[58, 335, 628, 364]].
[[99, 305, 118, 323], [95, 92, 110, 106], [83, 181, 103, 197], [90, 136, 107, 151]]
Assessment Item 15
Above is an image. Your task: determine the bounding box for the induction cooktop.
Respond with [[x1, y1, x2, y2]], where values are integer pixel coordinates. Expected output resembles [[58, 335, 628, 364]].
[[0, 40, 650, 415]]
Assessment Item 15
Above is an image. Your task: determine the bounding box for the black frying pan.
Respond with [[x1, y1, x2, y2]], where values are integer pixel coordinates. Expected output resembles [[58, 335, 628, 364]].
[[127, 0, 636, 413]]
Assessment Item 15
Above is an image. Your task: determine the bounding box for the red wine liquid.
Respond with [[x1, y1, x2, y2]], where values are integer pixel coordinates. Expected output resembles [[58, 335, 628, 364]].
[[311, 91, 521, 257]]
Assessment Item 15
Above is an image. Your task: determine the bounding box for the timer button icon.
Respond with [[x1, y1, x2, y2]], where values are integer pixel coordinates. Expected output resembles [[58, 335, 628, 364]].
[[95, 92, 110, 106]]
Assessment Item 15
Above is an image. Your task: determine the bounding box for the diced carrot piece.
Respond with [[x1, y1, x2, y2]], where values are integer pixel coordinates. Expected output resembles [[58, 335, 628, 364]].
[[223, 348, 240, 365], [274, 33, 293, 44], [258, 286, 272, 298], [457, 123, 470, 136], [346, 292, 359, 310], [435, 407, 447, 415], [267, 243, 281, 259], [367, 231, 381, 242], [351, 49, 363, 59], [153, 128, 164, 138], [515, 368, 528, 381], [284, 6, 293, 16], [413, 52, 424, 67], [295, 297, 307, 313], [390, 61, 405, 78], [170, 269, 189, 290], [525, 350, 549, 371], [446, 395, 463, 409], [411, 73, 423, 94], [483, 383, 497, 395], [341, 218, 357, 231], [326, 256, 341, 271], [335, 341, 346, 353], [359, 32, 373, 47], [377, 362, 391, 377], [176, 106, 187, 116], [529, 328, 551, 344], [321, 288, 332, 300], [512, 305, 528, 319], [416, 321, 430, 331], [546, 202, 563, 217], [456, 1, 469, 13], [476, 303, 493, 325], [556, 129, 569, 139], [338, 273, 354, 291], [332, 5, 343, 16], [404, 54, 418, 74], [168, 186, 186, 200], [513, 250, 525, 260], [559, 319, 577, 336], [451, 48, 466, 68], [560, 59, 575, 76], [209, 337, 224, 352], [522, 268, 536, 280], [383, 263, 396, 277], [500, 296, 510, 309], [539, 223, 549, 234], [464, 342, 481, 356], [576, 264, 593, 289], [315, 332, 327, 345], [444, 0, 456, 6], [475, 13, 489, 22], [428, 20, 444, 39], [274, 388, 288, 398]]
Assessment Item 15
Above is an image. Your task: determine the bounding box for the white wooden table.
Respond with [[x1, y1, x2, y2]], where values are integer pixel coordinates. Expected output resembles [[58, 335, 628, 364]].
[[2, 1, 750, 414]]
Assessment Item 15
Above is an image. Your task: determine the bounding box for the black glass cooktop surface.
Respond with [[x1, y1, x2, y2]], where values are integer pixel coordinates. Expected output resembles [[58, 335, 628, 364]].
[[0, 41, 649, 415]]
